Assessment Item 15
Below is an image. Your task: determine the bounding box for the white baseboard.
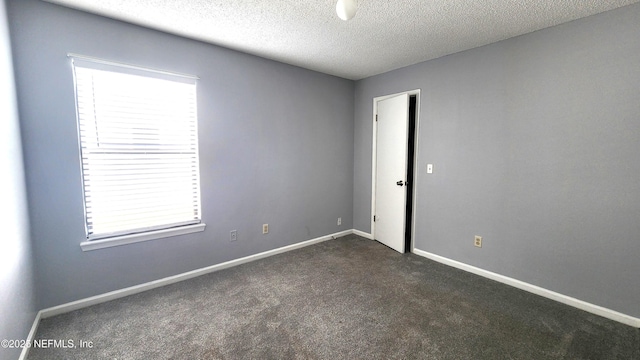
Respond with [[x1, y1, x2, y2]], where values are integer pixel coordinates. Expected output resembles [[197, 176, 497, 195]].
[[353, 229, 373, 240], [18, 310, 42, 360], [40, 230, 353, 319], [413, 248, 640, 328]]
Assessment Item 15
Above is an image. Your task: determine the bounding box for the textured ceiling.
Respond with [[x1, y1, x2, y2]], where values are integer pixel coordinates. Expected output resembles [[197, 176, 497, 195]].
[[43, 0, 639, 80]]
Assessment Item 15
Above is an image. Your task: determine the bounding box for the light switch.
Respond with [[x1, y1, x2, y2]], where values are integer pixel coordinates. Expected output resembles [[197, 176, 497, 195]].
[[427, 164, 433, 174]]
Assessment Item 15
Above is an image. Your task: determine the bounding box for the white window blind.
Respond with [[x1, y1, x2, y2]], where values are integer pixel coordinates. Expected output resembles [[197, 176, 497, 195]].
[[71, 56, 202, 240]]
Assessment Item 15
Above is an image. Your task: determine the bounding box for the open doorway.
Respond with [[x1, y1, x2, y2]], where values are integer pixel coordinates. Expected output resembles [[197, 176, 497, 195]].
[[404, 95, 417, 253], [371, 90, 420, 254]]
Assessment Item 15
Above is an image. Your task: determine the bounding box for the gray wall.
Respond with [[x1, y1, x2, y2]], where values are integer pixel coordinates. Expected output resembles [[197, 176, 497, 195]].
[[8, 0, 354, 309], [0, 0, 36, 359], [6, 0, 638, 328], [354, 3, 640, 318]]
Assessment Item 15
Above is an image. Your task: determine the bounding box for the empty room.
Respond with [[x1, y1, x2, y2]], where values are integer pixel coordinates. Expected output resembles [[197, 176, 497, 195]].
[[2, 0, 639, 359]]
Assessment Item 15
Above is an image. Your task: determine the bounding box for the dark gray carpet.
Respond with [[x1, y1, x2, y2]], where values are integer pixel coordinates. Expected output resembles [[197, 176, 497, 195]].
[[28, 235, 638, 359]]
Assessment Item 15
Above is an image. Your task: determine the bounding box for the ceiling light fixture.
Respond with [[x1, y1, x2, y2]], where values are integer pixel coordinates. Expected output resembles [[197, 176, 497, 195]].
[[336, 0, 357, 21]]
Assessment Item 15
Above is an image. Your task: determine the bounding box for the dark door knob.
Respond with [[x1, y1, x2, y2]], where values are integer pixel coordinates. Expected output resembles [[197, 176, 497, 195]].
[[396, 180, 405, 186]]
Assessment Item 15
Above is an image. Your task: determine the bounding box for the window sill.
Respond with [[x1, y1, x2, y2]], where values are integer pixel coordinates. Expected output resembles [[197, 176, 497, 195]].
[[80, 223, 206, 252]]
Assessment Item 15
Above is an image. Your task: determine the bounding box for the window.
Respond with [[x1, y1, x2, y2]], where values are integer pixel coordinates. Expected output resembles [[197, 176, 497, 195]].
[[71, 55, 204, 250]]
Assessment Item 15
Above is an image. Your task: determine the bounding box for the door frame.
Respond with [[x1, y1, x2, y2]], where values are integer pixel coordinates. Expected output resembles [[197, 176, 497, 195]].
[[371, 89, 421, 252]]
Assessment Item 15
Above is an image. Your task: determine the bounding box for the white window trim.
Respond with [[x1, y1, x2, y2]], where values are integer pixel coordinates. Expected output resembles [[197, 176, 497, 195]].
[[70, 54, 205, 250], [80, 223, 206, 251], [67, 53, 199, 80]]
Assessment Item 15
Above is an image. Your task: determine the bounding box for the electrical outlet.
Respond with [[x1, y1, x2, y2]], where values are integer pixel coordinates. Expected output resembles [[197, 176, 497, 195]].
[[474, 235, 482, 248], [263, 224, 269, 234], [230, 230, 237, 242], [337, 217, 342, 226]]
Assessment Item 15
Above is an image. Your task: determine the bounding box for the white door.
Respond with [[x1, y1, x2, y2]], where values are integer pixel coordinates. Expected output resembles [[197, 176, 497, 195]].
[[374, 93, 409, 253]]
